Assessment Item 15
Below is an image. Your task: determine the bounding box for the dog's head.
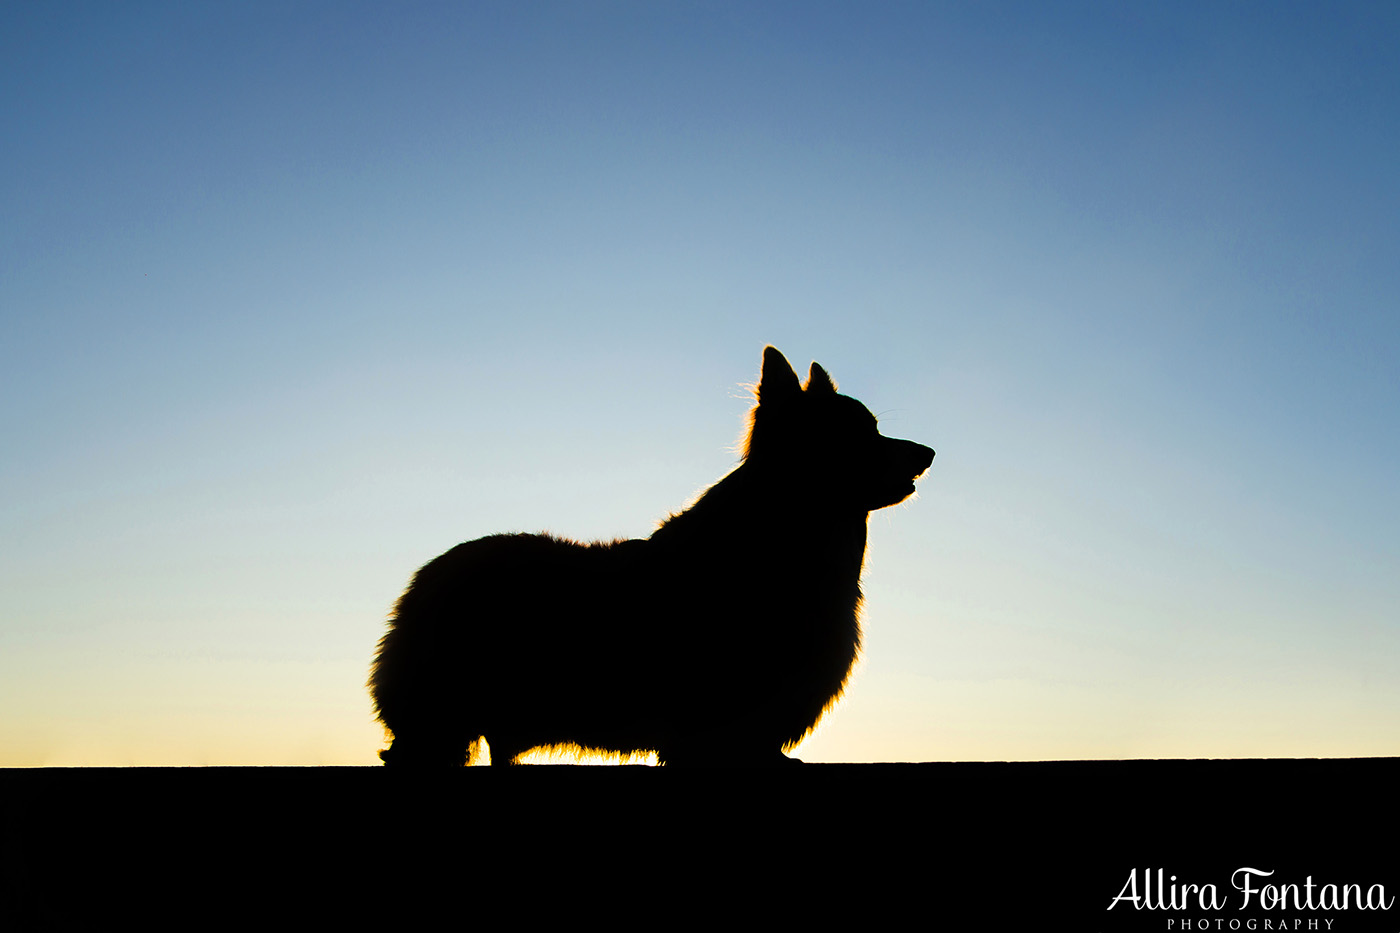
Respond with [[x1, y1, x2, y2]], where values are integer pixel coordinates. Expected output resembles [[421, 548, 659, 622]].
[[744, 346, 935, 512]]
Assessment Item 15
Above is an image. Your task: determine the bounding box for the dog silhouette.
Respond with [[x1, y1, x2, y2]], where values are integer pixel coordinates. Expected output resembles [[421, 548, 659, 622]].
[[369, 346, 934, 765]]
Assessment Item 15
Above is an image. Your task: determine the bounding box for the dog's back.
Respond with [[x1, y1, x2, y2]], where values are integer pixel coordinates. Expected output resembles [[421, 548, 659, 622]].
[[370, 347, 933, 766]]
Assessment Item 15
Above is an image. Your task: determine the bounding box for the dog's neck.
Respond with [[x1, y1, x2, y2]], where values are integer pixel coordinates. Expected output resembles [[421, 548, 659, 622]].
[[650, 462, 870, 571]]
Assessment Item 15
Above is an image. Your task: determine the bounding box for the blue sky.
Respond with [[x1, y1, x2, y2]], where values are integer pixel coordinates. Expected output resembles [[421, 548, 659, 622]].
[[3, 2, 1397, 764]]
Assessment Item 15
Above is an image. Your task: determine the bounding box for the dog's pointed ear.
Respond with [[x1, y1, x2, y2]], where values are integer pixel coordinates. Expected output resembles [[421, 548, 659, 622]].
[[805, 362, 837, 395], [758, 346, 802, 403]]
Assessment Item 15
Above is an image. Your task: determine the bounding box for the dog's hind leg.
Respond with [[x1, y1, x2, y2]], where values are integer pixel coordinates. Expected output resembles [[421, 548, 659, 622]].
[[482, 733, 530, 766], [378, 727, 474, 768]]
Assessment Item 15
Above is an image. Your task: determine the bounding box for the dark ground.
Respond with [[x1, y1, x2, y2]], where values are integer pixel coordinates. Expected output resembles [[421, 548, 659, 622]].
[[4, 758, 1396, 929]]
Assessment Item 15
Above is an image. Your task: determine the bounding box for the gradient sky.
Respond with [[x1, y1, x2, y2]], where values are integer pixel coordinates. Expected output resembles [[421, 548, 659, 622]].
[[3, 2, 1397, 765]]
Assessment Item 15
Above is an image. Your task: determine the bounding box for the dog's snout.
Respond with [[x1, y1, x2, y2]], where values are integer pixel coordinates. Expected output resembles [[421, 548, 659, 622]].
[[906, 442, 935, 477]]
